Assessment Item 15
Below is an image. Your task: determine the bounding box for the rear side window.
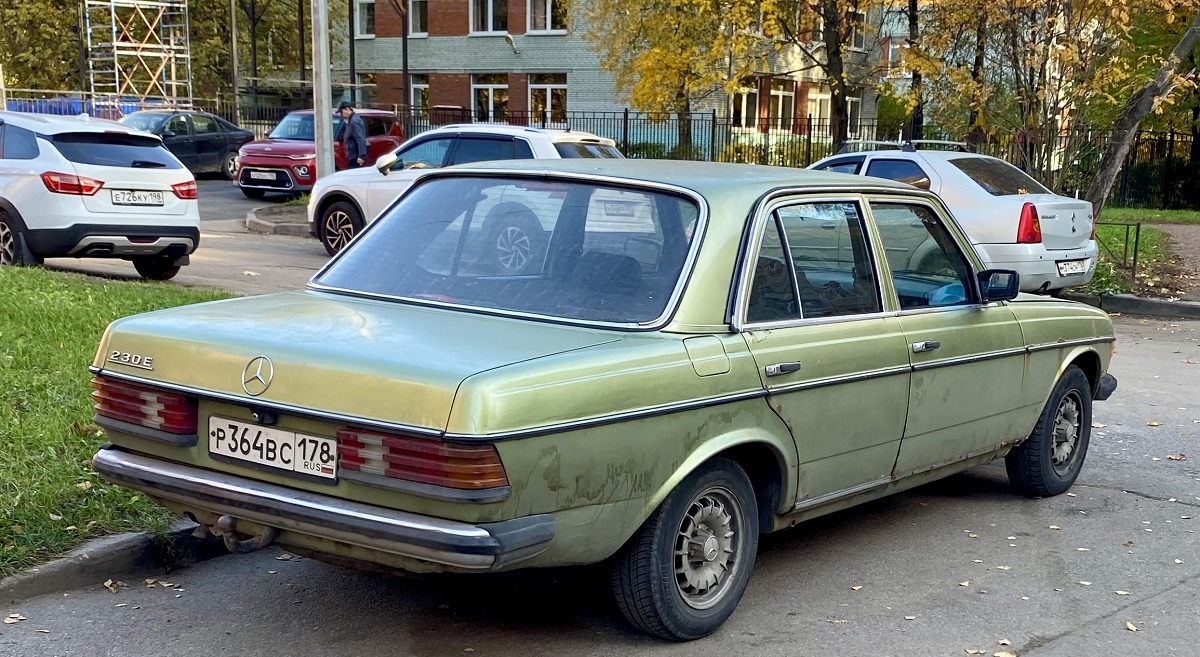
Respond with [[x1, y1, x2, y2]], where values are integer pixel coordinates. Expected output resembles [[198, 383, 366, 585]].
[[49, 132, 182, 169], [865, 159, 931, 189], [365, 117, 391, 137], [554, 142, 624, 158], [949, 157, 1050, 196], [1, 125, 40, 160], [192, 114, 219, 134], [451, 138, 515, 165]]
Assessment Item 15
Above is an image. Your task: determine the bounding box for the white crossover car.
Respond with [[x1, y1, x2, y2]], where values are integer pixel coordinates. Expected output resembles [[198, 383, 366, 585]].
[[810, 143, 1096, 293], [0, 111, 200, 280], [307, 124, 623, 256]]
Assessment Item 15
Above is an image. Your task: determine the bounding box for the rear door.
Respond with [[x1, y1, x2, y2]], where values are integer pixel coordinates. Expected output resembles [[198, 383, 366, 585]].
[[190, 114, 226, 172], [48, 132, 192, 217], [159, 114, 197, 170]]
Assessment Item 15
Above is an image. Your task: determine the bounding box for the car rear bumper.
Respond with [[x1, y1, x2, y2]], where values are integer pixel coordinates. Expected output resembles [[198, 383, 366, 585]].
[[25, 224, 200, 258], [976, 241, 1099, 292], [92, 446, 555, 571]]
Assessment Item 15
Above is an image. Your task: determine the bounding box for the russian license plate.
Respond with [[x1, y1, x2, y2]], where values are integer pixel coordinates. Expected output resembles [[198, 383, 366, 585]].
[[208, 416, 337, 480], [249, 171, 276, 180], [111, 190, 164, 206], [1057, 259, 1089, 276]]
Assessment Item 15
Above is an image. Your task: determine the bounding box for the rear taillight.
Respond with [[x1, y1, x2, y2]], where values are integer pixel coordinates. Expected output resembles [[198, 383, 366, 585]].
[[337, 428, 509, 490], [91, 375, 198, 435], [41, 171, 104, 196], [171, 180, 198, 200], [1017, 202, 1042, 244]]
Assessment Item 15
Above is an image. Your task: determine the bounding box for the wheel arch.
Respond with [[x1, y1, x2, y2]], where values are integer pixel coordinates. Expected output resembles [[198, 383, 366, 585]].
[[315, 191, 364, 224], [1067, 348, 1103, 396], [0, 198, 29, 231]]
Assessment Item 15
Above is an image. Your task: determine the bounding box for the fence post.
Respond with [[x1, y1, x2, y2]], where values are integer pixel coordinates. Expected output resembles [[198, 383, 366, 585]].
[[709, 109, 717, 162], [622, 108, 630, 154], [1131, 223, 1141, 281], [805, 115, 813, 166], [1164, 129, 1176, 210]]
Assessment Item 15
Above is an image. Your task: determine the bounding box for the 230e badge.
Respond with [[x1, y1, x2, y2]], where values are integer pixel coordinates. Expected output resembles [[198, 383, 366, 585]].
[[107, 350, 154, 371]]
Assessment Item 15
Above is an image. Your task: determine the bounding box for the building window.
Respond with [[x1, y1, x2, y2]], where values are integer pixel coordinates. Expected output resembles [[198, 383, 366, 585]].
[[886, 39, 904, 76], [473, 74, 509, 122], [357, 73, 377, 105], [472, 0, 508, 33], [530, 73, 567, 124], [412, 74, 429, 113], [355, 0, 375, 38], [410, 0, 428, 35], [849, 11, 867, 51], [731, 85, 758, 129], [847, 91, 861, 137], [769, 79, 795, 130], [529, 0, 567, 31]]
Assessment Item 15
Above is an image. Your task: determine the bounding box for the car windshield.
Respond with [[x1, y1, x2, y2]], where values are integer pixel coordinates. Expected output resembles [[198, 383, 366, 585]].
[[554, 142, 624, 158], [268, 113, 336, 141], [314, 176, 701, 325], [949, 157, 1051, 196], [118, 113, 167, 133]]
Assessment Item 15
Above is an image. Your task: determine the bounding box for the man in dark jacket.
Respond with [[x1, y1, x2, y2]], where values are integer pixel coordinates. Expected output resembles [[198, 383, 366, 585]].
[[336, 101, 368, 168]]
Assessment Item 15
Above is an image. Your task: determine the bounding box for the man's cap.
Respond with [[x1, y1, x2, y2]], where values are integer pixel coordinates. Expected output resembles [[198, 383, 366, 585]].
[[338, 101, 353, 110]]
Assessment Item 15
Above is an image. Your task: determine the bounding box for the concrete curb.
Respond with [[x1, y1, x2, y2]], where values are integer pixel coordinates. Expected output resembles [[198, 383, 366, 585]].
[[1061, 292, 1200, 320], [0, 521, 226, 603], [245, 206, 310, 237]]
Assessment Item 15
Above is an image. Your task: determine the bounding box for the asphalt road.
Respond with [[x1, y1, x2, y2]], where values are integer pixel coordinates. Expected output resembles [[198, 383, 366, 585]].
[[1, 317, 1197, 657]]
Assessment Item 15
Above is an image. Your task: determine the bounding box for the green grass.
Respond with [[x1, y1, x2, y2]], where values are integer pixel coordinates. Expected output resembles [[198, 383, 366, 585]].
[[0, 267, 229, 578], [1085, 224, 1171, 295], [282, 193, 311, 207], [1101, 207, 1200, 226]]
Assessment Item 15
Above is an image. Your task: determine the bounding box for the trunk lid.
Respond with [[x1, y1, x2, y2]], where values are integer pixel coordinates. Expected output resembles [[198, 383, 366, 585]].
[[1027, 195, 1093, 250], [97, 291, 619, 432]]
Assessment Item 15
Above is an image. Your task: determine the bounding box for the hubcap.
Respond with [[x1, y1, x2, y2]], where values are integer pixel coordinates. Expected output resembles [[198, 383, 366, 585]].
[[495, 226, 531, 272], [0, 222, 15, 266], [226, 156, 237, 177], [674, 486, 744, 610], [323, 210, 355, 252], [1051, 392, 1082, 474]]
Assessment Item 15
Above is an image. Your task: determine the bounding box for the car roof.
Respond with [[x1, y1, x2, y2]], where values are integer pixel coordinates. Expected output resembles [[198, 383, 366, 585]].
[[0, 110, 156, 137], [292, 108, 395, 117], [819, 148, 1001, 163], [426, 123, 610, 142]]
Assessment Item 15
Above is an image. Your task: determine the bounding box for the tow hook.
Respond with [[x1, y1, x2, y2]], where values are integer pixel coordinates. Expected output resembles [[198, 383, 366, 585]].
[[211, 515, 278, 554]]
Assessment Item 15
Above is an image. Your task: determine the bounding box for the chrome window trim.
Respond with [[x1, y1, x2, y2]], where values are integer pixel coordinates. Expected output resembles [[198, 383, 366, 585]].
[[733, 193, 887, 332], [306, 169, 710, 332]]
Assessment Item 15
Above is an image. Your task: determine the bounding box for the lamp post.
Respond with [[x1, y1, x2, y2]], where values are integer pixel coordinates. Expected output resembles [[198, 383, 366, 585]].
[[312, 0, 334, 179]]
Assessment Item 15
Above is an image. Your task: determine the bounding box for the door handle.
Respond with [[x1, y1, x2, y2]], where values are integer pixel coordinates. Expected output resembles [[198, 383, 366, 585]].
[[765, 362, 802, 377], [911, 340, 941, 353]]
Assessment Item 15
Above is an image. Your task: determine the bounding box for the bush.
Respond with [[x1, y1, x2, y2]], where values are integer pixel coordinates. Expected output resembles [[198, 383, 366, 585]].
[[626, 141, 668, 159], [668, 143, 706, 161], [767, 137, 808, 168], [718, 143, 767, 164]]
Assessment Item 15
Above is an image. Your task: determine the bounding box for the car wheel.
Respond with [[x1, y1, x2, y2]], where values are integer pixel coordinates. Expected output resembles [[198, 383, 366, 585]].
[[486, 204, 546, 275], [132, 256, 182, 281], [610, 457, 759, 641], [0, 212, 41, 266], [240, 187, 266, 200], [222, 152, 239, 181], [1006, 365, 1093, 496], [319, 201, 363, 256]]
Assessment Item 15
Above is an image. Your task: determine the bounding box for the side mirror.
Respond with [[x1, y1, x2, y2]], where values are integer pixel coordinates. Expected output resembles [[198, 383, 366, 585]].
[[161, 130, 176, 139], [978, 269, 1020, 303], [375, 152, 398, 176]]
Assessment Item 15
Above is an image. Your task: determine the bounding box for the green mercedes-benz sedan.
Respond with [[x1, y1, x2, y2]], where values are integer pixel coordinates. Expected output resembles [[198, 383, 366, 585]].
[[90, 159, 1117, 640]]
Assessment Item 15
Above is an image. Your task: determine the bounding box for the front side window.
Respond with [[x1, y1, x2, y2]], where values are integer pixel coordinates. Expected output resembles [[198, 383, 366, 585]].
[[870, 202, 976, 310], [395, 137, 453, 169], [529, 0, 567, 30], [473, 74, 509, 122], [949, 157, 1051, 196], [164, 115, 191, 136], [315, 176, 700, 325], [0, 125, 40, 160], [410, 0, 428, 34], [815, 157, 863, 175], [355, 0, 375, 37], [472, 0, 507, 32], [118, 113, 166, 133], [865, 158, 931, 190], [530, 73, 567, 125]]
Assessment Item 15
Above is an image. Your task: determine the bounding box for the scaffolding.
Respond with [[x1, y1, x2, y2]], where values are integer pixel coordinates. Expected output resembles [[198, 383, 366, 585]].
[[84, 0, 193, 107]]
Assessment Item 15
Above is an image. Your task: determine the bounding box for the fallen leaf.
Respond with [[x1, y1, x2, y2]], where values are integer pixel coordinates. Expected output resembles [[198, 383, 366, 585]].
[[828, 619, 850, 624], [998, 640, 1011, 646], [1167, 454, 1187, 461], [996, 566, 1011, 571], [276, 553, 298, 561], [851, 585, 863, 591], [1079, 581, 1092, 586], [75, 481, 93, 492], [1148, 421, 1160, 427], [966, 650, 986, 655], [114, 603, 127, 608], [968, 533, 979, 539], [1007, 536, 1017, 540], [268, 570, 278, 575], [1152, 458, 1162, 462], [1126, 621, 1138, 632], [973, 560, 984, 563], [1077, 548, 1091, 552], [1116, 591, 1130, 595], [1169, 498, 1178, 502], [1175, 559, 1184, 564], [1092, 422, 1107, 428], [1067, 493, 1077, 497], [36, 629, 49, 634], [960, 581, 971, 587], [103, 579, 118, 593], [995, 652, 1017, 657], [904, 615, 916, 620], [48, 514, 62, 521], [464, 649, 475, 653], [64, 526, 77, 531], [1049, 525, 1061, 530], [144, 578, 156, 585], [243, 271, 261, 277]]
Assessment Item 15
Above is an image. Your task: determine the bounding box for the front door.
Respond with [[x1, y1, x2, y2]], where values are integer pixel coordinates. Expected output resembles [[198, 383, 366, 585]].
[[739, 198, 911, 504], [364, 135, 455, 219], [867, 200, 1029, 477], [159, 114, 197, 170]]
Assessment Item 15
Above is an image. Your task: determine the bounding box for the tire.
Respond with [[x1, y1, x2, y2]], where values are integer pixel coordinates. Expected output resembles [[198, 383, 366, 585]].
[[0, 212, 41, 266], [485, 204, 546, 275], [1006, 365, 1093, 496], [240, 187, 267, 200], [318, 200, 363, 256], [222, 152, 239, 181], [132, 255, 182, 281], [610, 457, 759, 641]]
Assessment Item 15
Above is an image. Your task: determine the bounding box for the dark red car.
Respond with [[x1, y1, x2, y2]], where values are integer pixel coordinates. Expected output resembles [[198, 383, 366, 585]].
[[234, 109, 403, 199]]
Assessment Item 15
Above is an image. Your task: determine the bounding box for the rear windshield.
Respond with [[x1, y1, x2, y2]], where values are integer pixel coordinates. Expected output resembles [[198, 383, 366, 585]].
[[315, 176, 701, 325], [554, 142, 624, 158], [49, 132, 181, 169], [949, 157, 1050, 196]]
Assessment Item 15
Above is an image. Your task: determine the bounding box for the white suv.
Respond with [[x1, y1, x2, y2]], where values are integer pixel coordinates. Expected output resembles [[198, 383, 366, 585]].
[[810, 142, 1097, 293], [308, 124, 622, 255], [0, 111, 200, 280]]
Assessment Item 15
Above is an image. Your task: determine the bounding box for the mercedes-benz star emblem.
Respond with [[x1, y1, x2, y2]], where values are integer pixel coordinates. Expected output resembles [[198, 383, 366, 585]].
[[242, 356, 274, 396]]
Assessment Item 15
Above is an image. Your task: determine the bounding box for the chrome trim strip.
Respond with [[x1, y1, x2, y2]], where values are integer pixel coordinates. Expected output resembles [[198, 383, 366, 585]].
[[911, 347, 1029, 372], [444, 388, 768, 442], [91, 367, 443, 438], [1027, 336, 1115, 353], [793, 477, 891, 512], [766, 365, 912, 394], [306, 170, 711, 333], [92, 448, 554, 570]]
